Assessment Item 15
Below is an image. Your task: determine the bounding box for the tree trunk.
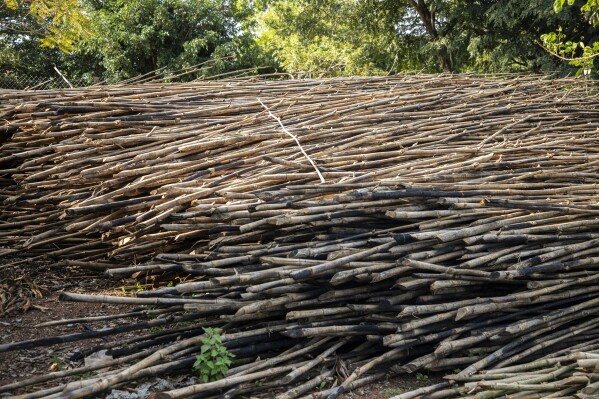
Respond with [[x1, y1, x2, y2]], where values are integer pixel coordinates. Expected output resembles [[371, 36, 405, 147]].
[[409, 0, 452, 72]]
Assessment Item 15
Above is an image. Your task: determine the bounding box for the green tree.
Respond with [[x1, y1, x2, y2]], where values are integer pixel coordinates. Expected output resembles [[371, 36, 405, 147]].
[[2, 0, 90, 51], [377, 0, 594, 73], [257, 0, 431, 76], [541, 0, 599, 74], [86, 0, 270, 81], [258, 0, 377, 76], [0, 0, 100, 82], [446, 0, 592, 73], [257, 0, 597, 74], [3, 0, 596, 83], [1, 0, 271, 83]]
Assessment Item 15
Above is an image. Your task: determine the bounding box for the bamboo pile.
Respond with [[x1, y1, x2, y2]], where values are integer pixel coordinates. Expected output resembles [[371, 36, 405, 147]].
[[2, 74, 599, 398]]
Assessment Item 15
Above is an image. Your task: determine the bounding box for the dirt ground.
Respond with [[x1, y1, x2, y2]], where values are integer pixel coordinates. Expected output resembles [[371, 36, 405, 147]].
[[0, 259, 444, 398], [0, 292, 133, 385], [0, 260, 135, 388]]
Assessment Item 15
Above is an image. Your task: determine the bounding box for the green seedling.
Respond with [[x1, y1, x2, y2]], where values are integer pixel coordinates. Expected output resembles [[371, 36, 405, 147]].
[[193, 327, 235, 383]]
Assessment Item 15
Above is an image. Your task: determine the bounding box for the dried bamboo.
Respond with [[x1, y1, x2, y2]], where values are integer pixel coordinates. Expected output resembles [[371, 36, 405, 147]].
[[3, 74, 599, 399]]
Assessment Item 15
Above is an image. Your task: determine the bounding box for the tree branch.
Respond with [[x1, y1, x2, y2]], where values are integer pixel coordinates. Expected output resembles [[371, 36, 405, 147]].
[[537, 40, 599, 63]]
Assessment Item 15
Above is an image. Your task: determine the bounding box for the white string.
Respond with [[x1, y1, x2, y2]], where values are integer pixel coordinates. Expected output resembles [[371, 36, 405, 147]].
[[258, 98, 326, 183]]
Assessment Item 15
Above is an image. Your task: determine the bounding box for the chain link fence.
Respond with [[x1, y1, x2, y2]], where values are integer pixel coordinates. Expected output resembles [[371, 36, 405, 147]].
[[0, 74, 96, 90]]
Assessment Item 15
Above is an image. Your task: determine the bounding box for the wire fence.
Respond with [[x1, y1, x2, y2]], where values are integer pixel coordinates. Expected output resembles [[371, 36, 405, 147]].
[[0, 67, 280, 90], [0, 74, 96, 90]]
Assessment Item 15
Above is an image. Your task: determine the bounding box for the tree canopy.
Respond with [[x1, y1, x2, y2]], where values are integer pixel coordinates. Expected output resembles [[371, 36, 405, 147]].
[[1, 0, 599, 82], [2, 0, 90, 51], [85, 0, 265, 80], [541, 0, 599, 74]]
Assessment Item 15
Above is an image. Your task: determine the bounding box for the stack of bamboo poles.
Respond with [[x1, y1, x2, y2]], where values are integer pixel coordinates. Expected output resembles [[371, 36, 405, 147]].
[[2, 74, 599, 398]]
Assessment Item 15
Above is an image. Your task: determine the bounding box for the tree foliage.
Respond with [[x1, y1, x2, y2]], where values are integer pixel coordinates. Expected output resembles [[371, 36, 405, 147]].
[[447, 0, 590, 73], [0, 0, 98, 80], [257, 0, 434, 76], [258, 1, 377, 76], [2, 0, 599, 82], [85, 0, 267, 81], [542, 0, 599, 74], [2, 0, 90, 51], [256, 0, 595, 75]]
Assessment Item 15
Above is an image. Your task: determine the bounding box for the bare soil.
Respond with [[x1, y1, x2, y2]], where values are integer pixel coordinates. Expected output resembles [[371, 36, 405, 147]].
[[340, 374, 445, 399], [0, 259, 133, 388]]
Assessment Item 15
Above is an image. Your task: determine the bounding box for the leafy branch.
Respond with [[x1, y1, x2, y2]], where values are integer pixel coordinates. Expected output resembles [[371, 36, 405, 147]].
[[543, 1, 599, 75], [3, 0, 90, 52]]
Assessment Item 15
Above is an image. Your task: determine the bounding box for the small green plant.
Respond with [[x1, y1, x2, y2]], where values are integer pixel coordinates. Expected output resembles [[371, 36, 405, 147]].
[[384, 387, 403, 397], [416, 372, 428, 381], [193, 327, 234, 383], [120, 281, 146, 296], [318, 380, 327, 390], [453, 368, 462, 374], [76, 371, 94, 380]]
